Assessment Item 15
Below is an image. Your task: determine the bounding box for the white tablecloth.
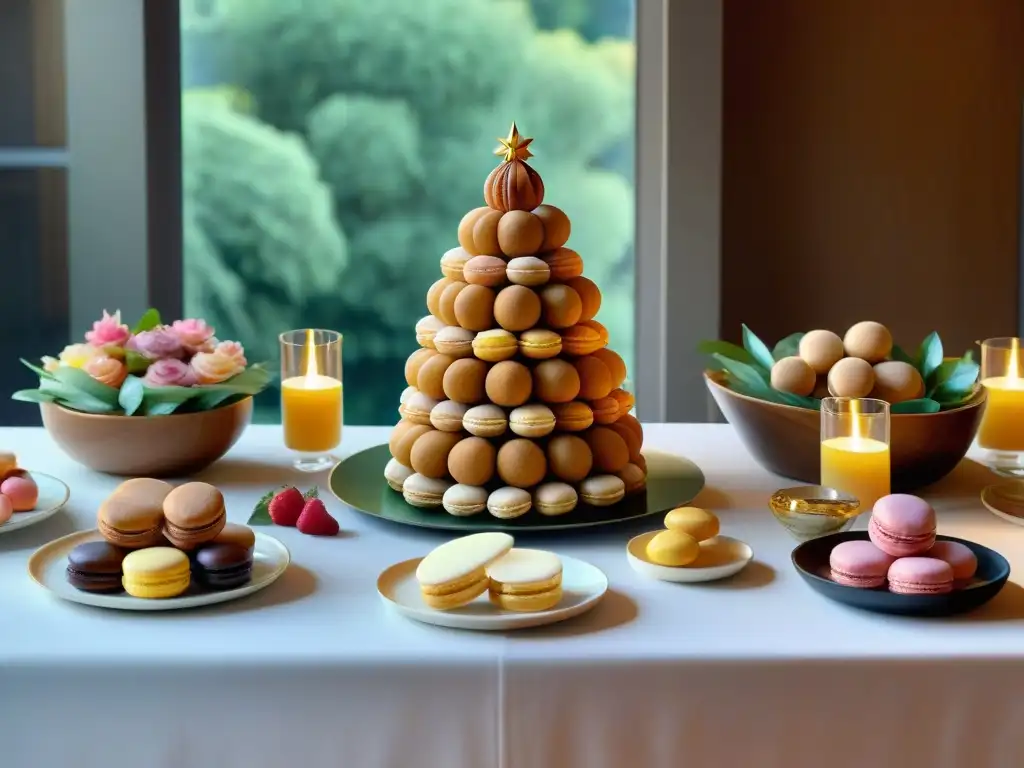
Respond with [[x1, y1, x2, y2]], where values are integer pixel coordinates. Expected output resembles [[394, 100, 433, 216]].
[[3, 424, 1024, 768]]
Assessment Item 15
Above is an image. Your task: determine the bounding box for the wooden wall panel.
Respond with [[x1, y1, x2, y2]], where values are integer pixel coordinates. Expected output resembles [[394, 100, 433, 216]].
[[722, 0, 1024, 356]]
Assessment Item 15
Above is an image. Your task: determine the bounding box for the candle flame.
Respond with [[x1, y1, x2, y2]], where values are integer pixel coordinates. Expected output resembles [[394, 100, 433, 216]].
[[850, 399, 863, 441], [304, 329, 319, 379], [1010, 338, 1020, 382]]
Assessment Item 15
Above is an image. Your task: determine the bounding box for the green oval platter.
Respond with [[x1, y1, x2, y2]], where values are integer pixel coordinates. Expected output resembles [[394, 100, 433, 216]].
[[329, 443, 705, 533]]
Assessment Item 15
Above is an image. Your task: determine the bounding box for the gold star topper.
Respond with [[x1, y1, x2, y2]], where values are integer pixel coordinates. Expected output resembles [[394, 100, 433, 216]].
[[494, 122, 534, 163]]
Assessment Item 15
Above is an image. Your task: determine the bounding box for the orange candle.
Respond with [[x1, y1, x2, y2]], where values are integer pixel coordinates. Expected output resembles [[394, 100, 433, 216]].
[[280, 329, 343, 466]]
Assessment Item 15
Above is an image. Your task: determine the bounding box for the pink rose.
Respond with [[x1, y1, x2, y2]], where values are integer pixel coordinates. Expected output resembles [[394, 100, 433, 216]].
[[129, 327, 184, 360], [144, 358, 197, 387], [171, 318, 216, 353], [85, 310, 131, 348], [83, 356, 128, 388], [191, 350, 245, 384], [214, 340, 247, 368]]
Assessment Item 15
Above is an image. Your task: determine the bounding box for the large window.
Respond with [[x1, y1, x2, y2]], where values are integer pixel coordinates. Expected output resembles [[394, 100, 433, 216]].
[[179, 0, 637, 425]]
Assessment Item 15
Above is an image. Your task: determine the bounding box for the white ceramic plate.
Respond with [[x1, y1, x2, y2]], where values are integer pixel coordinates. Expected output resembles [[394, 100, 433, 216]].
[[28, 529, 290, 611], [626, 531, 753, 583], [0, 472, 70, 535], [377, 554, 607, 631]]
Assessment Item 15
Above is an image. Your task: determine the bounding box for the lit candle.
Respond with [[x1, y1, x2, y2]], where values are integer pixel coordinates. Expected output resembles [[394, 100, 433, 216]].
[[978, 338, 1024, 452], [820, 399, 891, 515], [281, 329, 343, 453]]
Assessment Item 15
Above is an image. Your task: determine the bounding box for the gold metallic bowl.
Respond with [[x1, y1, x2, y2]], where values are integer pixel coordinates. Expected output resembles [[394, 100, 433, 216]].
[[770, 485, 860, 542]]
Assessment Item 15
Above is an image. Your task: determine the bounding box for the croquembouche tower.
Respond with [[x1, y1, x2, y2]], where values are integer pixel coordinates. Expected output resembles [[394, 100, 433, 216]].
[[385, 124, 646, 519]]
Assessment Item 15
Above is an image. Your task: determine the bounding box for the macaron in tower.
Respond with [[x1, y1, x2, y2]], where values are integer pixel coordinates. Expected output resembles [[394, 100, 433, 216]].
[[385, 123, 646, 519]]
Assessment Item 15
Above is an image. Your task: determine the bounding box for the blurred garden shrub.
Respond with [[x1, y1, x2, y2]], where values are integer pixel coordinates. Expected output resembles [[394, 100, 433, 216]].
[[182, 0, 635, 424]]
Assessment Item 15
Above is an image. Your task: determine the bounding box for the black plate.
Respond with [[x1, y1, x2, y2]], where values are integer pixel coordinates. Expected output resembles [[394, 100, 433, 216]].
[[329, 444, 704, 532], [792, 531, 1010, 617]]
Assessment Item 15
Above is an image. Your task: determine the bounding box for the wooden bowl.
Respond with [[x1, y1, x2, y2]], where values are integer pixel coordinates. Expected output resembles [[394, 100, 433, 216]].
[[705, 372, 986, 492], [40, 398, 253, 477]]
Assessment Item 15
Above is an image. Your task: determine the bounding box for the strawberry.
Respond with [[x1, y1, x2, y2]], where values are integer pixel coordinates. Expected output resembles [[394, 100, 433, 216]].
[[296, 498, 339, 536], [268, 487, 305, 526]]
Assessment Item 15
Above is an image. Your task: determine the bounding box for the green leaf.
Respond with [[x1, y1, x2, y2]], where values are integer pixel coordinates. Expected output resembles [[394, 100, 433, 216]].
[[247, 487, 279, 526], [916, 332, 943, 381], [20, 358, 56, 380], [117, 375, 145, 415], [140, 400, 182, 416], [891, 345, 915, 366], [930, 358, 979, 401], [51, 366, 120, 406], [10, 389, 58, 404], [132, 308, 161, 334], [772, 332, 805, 362], [38, 378, 119, 413], [711, 353, 770, 391], [891, 398, 941, 414], [741, 324, 775, 371], [697, 340, 756, 366], [125, 350, 151, 375], [304, 486, 320, 500]]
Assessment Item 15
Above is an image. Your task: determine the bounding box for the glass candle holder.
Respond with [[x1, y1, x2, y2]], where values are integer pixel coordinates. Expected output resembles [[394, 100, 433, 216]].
[[978, 338, 1024, 469], [280, 329, 343, 473], [820, 397, 890, 516]]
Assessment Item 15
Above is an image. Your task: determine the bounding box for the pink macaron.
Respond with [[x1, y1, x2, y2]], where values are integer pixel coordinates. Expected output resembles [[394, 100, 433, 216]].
[[0, 475, 38, 512], [829, 540, 896, 588], [887, 557, 954, 595], [868, 494, 936, 557], [927, 540, 978, 583]]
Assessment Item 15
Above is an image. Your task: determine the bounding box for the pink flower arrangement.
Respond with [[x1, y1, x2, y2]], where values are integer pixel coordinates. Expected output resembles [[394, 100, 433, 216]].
[[50, 309, 255, 389], [15, 308, 269, 416]]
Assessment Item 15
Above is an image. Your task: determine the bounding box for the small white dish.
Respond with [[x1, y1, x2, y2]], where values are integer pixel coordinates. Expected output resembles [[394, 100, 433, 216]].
[[627, 531, 753, 583], [28, 529, 290, 611], [0, 472, 70, 535], [377, 554, 607, 631]]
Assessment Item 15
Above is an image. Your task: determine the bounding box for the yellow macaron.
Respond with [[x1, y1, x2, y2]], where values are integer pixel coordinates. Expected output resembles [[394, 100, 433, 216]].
[[121, 547, 191, 599], [416, 532, 514, 610], [664, 506, 720, 541], [646, 529, 700, 566], [486, 548, 563, 612]]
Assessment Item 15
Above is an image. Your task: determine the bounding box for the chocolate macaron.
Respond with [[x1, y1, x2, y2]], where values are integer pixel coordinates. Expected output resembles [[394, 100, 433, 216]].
[[162, 482, 227, 551], [66, 541, 127, 593], [193, 543, 253, 590]]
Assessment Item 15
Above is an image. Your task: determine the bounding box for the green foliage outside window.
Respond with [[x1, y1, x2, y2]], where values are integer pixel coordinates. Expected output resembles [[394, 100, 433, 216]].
[[181, 0, 636, 424]]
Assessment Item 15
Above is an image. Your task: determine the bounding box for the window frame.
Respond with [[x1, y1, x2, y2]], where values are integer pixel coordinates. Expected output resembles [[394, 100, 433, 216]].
[[64, 0, 725, 423]]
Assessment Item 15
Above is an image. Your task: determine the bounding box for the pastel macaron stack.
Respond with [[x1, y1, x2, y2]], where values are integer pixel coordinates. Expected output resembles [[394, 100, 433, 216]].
[[0, 451, 40, 526], [644, 507, 721, 567], [71, 478, 255, 598], [415, 532, 564, 613], [828, 494, 977, 595], [385, 128, 647, 520]]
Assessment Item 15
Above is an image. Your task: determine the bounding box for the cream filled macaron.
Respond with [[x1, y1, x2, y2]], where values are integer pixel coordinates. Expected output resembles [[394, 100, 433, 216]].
[[403, 392, 442, 426], [472, 329, 518, 362], [430, 400, 469, 432], [440, 246, 471, 281], [579, 475, 625, 507], [518, 329, 562, 360], [505, 256, 551, 287], [664, 506, 719, 541], [487, 487, 533, 519], [416, 532, 514, 610], [434, 326, 475, 359], [486, 548, 563, 612], [442, 484, 489, 517], [509, 404, 556, 438], [533, 482, 578, 516], [415, 315, 445, 349], [385, 458, 415, 492], [463, 404, 508, 438], [646, 529, 700, 566], [403, 474, 452, 508], [463, 255, 508, 287]]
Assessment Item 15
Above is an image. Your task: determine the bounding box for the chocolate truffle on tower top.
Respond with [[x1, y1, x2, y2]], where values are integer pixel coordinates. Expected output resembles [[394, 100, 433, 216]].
[[484, 122, 545, 212]]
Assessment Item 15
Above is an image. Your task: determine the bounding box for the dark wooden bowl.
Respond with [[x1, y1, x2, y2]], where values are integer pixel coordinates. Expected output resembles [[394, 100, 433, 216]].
[[705, 371, 986, 492], [41, 397, 252, 477]]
